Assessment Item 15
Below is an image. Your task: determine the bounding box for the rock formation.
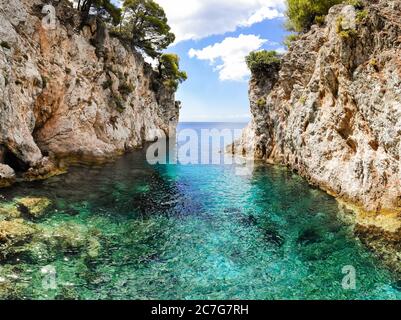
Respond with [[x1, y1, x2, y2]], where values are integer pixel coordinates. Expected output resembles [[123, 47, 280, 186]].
[[233, 1, 401, 217], [0, 0, 180, 187]]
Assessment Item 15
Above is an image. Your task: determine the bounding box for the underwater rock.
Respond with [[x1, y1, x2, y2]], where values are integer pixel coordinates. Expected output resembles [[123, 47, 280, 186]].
[[263, 227, 285, 247], [38, 222, 102, 261], [297, 228, 323, 246], [0, 265, 27, 299], [42, 223, 87, 253], [355, 224, 401, 274], [15, 197, 52, 219], [0, 202, 21, 220], [0, 219, 37, 260], [337, 202, 401, 275], [86, 237, 101, 260], [0, 197, 51, 220]]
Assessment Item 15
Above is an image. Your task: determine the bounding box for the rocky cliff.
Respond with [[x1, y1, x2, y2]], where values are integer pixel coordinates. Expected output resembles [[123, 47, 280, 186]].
[[0, 0, 180, 187], [233, 1, 401, 218]]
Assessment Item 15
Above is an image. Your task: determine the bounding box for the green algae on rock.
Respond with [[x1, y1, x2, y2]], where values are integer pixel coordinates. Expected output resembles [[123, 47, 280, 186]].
[[0, 197, 52, 220], [0, 219, 37, 260], [15, 197, 52, 219]]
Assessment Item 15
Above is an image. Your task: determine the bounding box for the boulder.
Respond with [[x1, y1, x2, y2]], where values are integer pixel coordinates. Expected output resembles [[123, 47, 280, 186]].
[[15, 197, 52, 218], [0, 164, 16, 188]]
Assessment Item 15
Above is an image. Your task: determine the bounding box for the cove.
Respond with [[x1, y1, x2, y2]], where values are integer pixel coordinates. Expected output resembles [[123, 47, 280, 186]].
[[0, 123, 400, 300]]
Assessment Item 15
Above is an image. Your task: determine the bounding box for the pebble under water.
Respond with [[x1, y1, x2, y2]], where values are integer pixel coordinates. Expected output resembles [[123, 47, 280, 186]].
[[0, 123, 401, 300]]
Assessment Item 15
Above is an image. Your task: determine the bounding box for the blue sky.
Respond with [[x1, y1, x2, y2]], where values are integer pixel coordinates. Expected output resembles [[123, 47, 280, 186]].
[[171, 19, 289, 122], [110, 0, 289, 122]]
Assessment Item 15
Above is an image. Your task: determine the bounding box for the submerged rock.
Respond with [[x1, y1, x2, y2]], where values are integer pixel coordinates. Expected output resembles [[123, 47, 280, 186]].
[[0, 219, 37, 259], [15, 197, 52, 219], [297, 228, 323, 246], [0, 265, 27, 299], [0, 202, 20, 220], [0, 197, 52, 220]]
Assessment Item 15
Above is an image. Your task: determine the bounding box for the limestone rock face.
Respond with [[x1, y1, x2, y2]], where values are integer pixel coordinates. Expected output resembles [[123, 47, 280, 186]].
[[0, 0, 179, 186], [234, 1, 401, 214]]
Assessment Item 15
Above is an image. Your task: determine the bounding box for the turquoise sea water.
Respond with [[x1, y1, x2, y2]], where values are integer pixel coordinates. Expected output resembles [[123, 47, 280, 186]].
[[0, 122, 401, 300]]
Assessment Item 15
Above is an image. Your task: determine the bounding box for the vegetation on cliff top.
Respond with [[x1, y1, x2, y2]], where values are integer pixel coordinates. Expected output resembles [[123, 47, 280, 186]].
[[286, 0, 344, 32], [118, 0, 176, 59], [285, 0, 364, 32], [246, 50, 281, 74], [75, 0, 186, 91], [158, 54, 188, 91]]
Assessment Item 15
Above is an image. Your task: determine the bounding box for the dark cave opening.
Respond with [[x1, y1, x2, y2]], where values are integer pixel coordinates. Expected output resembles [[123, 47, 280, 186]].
[[2, 149, 30, 173]]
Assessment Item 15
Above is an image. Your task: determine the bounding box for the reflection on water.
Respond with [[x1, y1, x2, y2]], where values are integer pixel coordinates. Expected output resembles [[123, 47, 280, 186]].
[[0, 123, 400, 300]]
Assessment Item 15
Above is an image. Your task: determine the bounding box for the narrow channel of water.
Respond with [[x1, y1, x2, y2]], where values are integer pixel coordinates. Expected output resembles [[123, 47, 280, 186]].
[[0, 123, 400, 300]]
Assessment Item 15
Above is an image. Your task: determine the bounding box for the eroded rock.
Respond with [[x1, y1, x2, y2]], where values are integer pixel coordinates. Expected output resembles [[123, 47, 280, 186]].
[[0, 164, 16, 188]]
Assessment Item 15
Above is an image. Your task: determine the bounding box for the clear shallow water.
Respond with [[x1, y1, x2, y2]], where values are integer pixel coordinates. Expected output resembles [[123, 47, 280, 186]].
[[0, 123, 401, 300]]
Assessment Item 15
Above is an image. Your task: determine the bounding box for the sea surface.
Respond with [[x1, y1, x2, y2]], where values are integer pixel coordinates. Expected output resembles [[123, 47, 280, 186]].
[[0, 122, 400, 300]]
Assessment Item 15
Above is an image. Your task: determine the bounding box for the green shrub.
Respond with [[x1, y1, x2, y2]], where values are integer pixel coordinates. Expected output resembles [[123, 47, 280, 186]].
[[356, 9, 368, 23], [347, 0, 364, 9], [257, 98, 266, 108], [284, 34, 299, 48], [369, 58, 379, 71], [118, 82, 135, 97], [113, 95, 125, 113], [286, 0, 343, 32], [314, 15, 326, 26], [336, 16, 357, 38], [246, 50, 281, 74], [159, 53, 187, 91], [0, 41, 10, 50], [102, 79, 113, 90]]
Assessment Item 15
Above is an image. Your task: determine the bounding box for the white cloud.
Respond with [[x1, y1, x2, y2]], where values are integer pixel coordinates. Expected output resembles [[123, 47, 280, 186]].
[[155, 0, 285, 43], [189, 34, 269, 81]]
